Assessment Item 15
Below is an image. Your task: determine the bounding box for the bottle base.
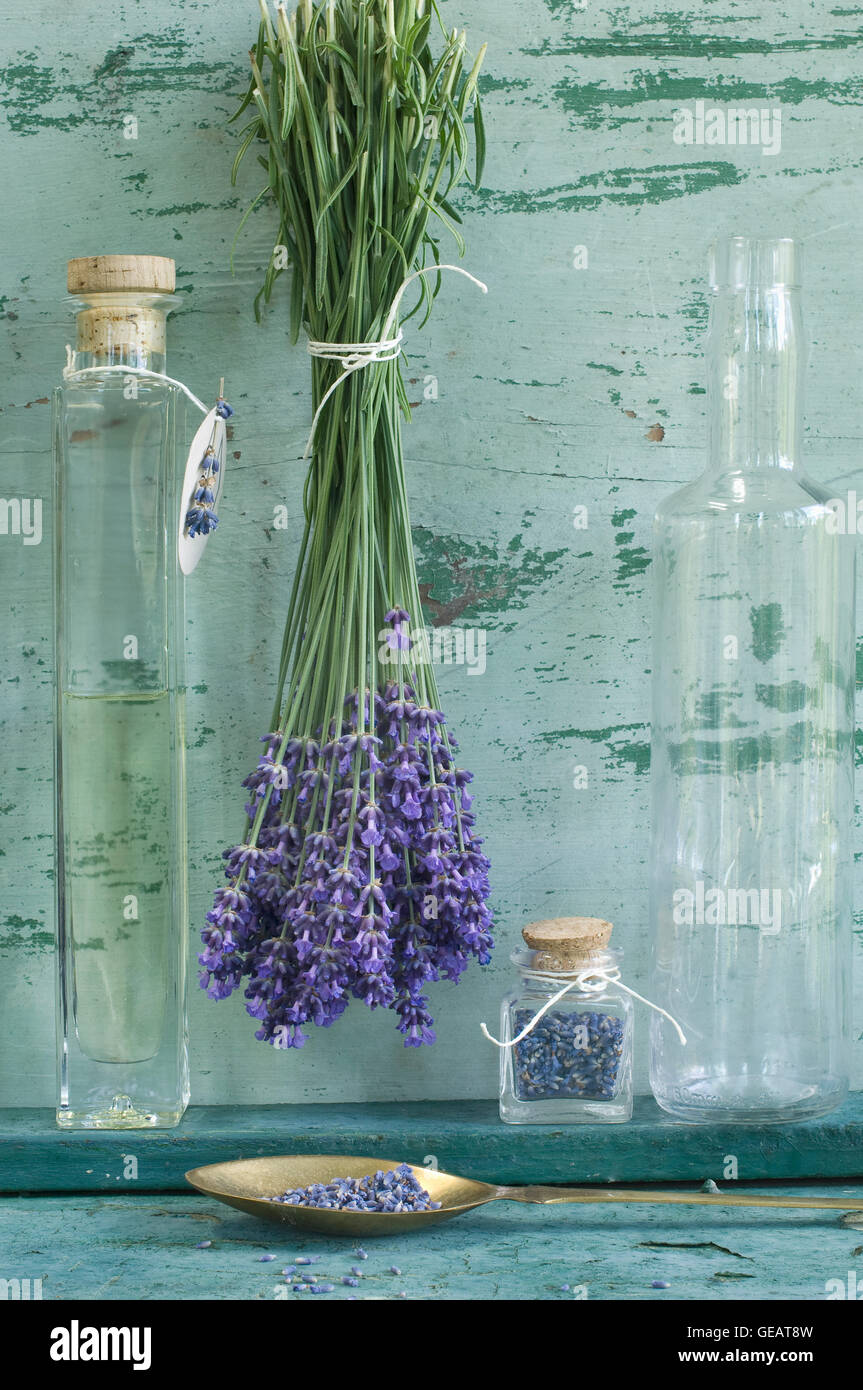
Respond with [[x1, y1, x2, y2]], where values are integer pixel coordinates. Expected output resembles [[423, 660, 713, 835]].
[[500, 1097, 633, 1125], [56, 1092, 187, 1130], [652, 1074, 846, 1125]]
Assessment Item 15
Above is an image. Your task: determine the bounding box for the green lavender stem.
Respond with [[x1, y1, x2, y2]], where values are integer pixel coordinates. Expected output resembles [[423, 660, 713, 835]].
[[232, 0, 485, 832]]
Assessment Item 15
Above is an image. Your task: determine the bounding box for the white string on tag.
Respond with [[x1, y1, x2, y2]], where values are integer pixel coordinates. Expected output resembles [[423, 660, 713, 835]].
[[480, 965, 687, 1049], [303, 263, 488, 461], [62, 348, 232, 570], [62, 348, 210, 416]]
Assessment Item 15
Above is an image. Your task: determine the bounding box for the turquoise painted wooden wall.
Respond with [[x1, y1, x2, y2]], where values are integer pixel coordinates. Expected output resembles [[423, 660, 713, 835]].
[[1, 0, 862, 1105]]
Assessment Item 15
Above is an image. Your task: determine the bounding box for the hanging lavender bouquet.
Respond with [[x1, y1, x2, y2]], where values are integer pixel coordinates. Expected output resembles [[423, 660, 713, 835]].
[[199, 0, 493, 1048]]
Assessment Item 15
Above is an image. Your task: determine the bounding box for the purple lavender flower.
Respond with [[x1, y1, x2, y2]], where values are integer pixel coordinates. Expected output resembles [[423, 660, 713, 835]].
[[199, 609, 493, 1045], [185, 505, 218, 537], [384, 606, 412, 652]]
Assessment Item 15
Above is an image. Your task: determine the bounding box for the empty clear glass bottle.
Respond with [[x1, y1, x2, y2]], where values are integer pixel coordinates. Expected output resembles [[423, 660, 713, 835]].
[[649, 238, 854, 1123], [53, 255, 190, 1128], [499, 917, 633, 1123]]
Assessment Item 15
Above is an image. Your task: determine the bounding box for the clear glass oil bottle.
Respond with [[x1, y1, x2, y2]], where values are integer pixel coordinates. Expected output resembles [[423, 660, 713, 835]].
[[649, 238, 854, 1123], [53, 255, 190, 1128]]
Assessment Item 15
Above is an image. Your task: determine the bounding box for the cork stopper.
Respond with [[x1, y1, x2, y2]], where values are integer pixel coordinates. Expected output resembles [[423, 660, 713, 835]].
[[67, 256, 175, 364], [67, 255, 176, 296], [522, 916, 613, 971]]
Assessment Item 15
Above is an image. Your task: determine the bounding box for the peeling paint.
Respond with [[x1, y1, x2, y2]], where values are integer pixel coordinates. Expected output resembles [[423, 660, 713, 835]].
[[469, 161, 744, 214], [413, 526, 567, 627], [538, 723, 651, 775], [552, 73, 863, 132], [0, 31, 242, 136], [612, 507, 651, 589], [750, 602, 787, 663]]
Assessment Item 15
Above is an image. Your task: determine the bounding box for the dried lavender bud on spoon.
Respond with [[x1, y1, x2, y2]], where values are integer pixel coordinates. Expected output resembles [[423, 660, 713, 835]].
[[269, 1162, 441, 1213]]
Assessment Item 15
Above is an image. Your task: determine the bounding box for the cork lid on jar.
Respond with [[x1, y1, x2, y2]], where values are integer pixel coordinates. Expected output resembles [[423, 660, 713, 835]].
[[522, 916, 613, 971], [67, 255, 176, 295]]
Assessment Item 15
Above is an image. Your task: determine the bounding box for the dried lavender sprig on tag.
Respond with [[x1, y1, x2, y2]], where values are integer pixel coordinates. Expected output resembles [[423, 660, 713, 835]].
[[200, 1, 492, 1047], [185, 396, 233, 538]]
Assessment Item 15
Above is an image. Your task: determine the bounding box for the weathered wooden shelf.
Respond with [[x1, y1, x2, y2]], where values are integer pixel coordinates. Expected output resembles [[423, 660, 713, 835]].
[[2, 1095, 862, 1192]]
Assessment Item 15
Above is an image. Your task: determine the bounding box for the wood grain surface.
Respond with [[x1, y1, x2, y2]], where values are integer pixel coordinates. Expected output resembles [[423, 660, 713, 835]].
[[3, 1185, 863, 1300], [3, 1096, 863, 1189]]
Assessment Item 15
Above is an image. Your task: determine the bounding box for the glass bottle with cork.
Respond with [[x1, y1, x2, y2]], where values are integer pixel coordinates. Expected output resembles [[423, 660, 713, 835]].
[[497, 917, 634, 1124], [53, 254, 190, 1128]]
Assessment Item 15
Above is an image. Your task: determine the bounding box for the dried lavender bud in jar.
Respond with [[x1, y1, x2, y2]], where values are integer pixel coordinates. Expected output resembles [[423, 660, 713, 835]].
[[513, 1008, 624, 1100]]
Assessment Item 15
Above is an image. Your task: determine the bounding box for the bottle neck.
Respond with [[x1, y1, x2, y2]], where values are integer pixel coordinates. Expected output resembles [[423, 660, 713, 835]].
[[514, 946, 620, 988], [72, 293, 170, 373], [707, 286, 803, 473]]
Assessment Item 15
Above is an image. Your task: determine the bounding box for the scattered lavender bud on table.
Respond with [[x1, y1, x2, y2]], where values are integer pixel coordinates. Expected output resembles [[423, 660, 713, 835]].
[[560, 1284, 570, 1292], [342, 1277, 359, 1287], [257, 1254, 276, 1262], [195, 1240, 212, 1250], [355, 1247, 369, 1259], [350, 1266, 364, 1277], [390, 1265, 402, 1275], [652, 1280, 671, 1289], [309, 1284, 335, 1295], [514, 1008, 624, 1101]]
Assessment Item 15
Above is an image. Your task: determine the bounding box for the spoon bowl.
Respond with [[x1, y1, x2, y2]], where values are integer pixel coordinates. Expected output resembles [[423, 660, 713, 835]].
[[185, 1154, 863, 1238], [185, 1154, 490, 1235]]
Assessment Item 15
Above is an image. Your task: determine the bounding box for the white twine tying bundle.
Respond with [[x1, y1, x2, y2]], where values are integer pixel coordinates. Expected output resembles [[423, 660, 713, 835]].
[[480, 965, 687, 1049], [62, 348, 210, 416], [303, 263, 488, 460]]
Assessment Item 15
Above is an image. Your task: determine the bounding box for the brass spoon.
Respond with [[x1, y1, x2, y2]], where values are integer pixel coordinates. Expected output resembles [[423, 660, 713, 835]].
[[185, 1154, 863, 1238]]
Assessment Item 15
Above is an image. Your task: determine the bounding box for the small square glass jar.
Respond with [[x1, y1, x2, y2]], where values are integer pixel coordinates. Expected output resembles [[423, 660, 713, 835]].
[[499, 917, 633, 1124]]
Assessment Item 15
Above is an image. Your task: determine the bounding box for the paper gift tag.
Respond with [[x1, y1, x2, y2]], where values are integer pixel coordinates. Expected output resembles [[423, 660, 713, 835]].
[[177, 407, 227, 575]]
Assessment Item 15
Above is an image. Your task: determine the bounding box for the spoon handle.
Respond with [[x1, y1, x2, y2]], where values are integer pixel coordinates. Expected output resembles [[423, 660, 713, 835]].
[[497, 1185, 863, 1211]]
